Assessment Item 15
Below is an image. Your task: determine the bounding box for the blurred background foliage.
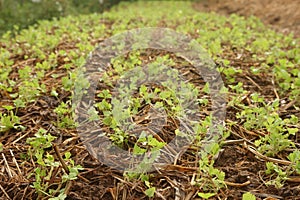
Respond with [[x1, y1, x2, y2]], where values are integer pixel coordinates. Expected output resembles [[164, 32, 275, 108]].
[[0, 0, 122, 36]]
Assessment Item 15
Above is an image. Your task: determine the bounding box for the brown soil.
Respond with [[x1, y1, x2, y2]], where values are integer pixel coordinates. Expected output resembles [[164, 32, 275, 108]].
[[193, 0, 300, 38]]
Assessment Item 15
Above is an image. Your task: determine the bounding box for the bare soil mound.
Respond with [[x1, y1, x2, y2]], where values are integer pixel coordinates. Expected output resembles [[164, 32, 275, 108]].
[[194, 0, 300, 37]]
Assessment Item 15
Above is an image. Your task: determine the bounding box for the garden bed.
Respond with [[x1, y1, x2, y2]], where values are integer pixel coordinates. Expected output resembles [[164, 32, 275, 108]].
[[0, 1, 299, 199]]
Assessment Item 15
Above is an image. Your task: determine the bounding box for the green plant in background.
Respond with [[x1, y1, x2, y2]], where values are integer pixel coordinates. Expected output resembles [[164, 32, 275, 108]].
[[0, 48, 14, 94], [0, 0, 123, 36]]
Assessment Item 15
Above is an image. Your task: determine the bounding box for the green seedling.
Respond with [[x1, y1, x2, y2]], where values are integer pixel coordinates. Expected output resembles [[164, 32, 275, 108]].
[[54, 101, 76, 128], [27, 128, 83, 199], [0, 0, 300, 197], [0, 106, 25, 133]]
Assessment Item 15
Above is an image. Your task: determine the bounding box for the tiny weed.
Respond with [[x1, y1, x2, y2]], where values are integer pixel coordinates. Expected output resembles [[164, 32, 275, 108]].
[[0, 106, 25, 133], [26, 128, 83, 199]]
